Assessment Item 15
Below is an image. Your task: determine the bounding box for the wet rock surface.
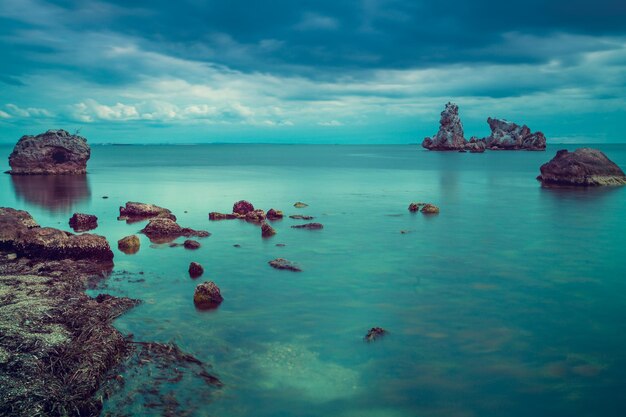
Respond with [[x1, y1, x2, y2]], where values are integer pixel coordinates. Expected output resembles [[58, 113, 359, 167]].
[[538, 148, 626, 186], [408, 202, 426, 212], [293, 202, 308, 208], [365, 327, 387, 342], [117, 235, 140, 255], [420, 204, 440, 214], [484, 118, 546, 150], [189, 262, 204, 278], [289, 214, 314, 220], [266, 208, 284, 220], [69, 213, 98, 232], [193, 281, 223, 309], [7, 129, 91, 175], [140, 218, 210, 243], [209, 212, 238, 220], [184, 239, 201, 250], [268, 258, 302, 272], [261, 222, 276, 238], [233, 200, 254, 215], [118, 202, 176, 223], [291, 222, 324, 230]]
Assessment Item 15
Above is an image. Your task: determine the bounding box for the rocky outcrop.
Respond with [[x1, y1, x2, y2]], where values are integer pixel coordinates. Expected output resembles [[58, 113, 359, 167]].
[[289, 214, 314, 220], [184, 240, 201, 250], [140, 218, 210, 243], [7, 130, 91, 175], [69, 213, 98, 233], [118, 235, 140, 255], [291, 223, 323, 230], [233, 200, 254, 215], [422, 103, 467, 151], [209, 212, 238, 220], [266, 209, 283, 220], [466, 138, 486, 153], [538, 148, 626, 186], [243, 209, 266, 223], [483, 118, 546, 150], [118, 202, 176, 223], [268, 258, 301, 272], [0, 207, 113, 261], [421, 204, 440, 214], [293, 202, 308, 208], [365, 327, 387, 342], [193, 281, 223, 309], [261, 222, 276, 238], [189, 262, 204, 278], [408, 202, 425, 212]]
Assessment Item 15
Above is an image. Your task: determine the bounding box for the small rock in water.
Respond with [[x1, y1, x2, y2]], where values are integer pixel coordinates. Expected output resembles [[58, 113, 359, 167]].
[[538, 148, 626, 186], [421, 204, 440, 214], [244, 209, 266, 223], [365, 327, 387, 342], [118, 235, 140, 255], [184, 239, 201, 250], [291, 222, 323, 230], [102, 196, 109, 199], [293, 202, 308, 208], [269, 258, 301, 272], [233, 200, 255, 215], [233, 244, 241, 248], [193, 281, 223, 309], [408, 202, 426, 212], [275, 243, 286, 247], [118, 201, 176, 223], [400, 230, 411, 234], [140, 218, 210, 243], [209, 212, 238, 220], [289, 214, 314, 220], [266, 208, 284, 220], [261, 222, 276, 238], [189, 262, 204, 278], [69, 213, 98, 232]]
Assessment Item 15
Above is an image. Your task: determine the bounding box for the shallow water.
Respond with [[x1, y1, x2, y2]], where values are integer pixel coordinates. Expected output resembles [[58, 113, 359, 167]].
[[1, 144, 626, 417]]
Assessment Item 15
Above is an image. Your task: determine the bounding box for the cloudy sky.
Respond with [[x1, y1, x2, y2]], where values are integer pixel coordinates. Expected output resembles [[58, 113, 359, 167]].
[[0, 0, 625, 144]]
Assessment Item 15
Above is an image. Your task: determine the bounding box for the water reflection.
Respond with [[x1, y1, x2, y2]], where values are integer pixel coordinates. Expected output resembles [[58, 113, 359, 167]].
[[10, 174, 91, 213]]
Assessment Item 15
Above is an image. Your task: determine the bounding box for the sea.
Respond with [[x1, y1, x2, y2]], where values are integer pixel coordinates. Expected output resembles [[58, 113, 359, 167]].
[[1, 143, 625, 417]]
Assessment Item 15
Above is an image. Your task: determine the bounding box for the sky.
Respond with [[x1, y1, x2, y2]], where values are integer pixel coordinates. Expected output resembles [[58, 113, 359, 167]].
[[0, 0, 625, 144]]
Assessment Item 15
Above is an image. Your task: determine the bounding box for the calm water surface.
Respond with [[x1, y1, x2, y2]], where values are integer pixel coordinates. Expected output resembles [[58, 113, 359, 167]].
[[1, 144, 625, 417]]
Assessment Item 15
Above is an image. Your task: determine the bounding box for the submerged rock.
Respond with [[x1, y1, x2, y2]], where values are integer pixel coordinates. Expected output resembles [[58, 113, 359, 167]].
[[421, 204, 440, 214], [266, 209, 284, 220], [193, 281, 223, 309], [268, 258, 302, 272], [422, 102, 467, 151], [233, 200, 254, 215], [289, 214, 314, 220], [118, 235, 140, 255], [364, 327, 387, 342], [118, 202, 176, 223], [538, 148, 626, 186], [293, 202, 308, 208], [261, 222, 276, 238], [69, 213, 98, 232], [140, 218, 210, 243], [184, 240, 201, 250], [209, 212, 238, 220], [1, 207, 113, 261], [291, 223, 323, 230], [189, 262, 204, 278], [484, 118, 546, 150], [7, 129, 91, 175]]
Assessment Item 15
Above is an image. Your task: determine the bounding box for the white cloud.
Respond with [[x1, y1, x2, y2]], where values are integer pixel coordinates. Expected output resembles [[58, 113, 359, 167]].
[[318, 120, 344, 126], [5, 103, 53, 118], [295, 12, 339, 31], [0, 110, 10, 119]]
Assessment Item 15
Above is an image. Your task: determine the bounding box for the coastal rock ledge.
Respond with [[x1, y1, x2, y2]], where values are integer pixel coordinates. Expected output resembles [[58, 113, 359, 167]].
[[538, 148, 626, 186], [7, 129, 91, 175]]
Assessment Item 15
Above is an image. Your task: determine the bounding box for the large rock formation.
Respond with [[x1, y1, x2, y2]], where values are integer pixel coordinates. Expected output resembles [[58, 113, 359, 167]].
[[140, 218, 210, 243], [7, 129, 91, 175], [422, 102, 467, 151], [484, 118, 546, 150], [538, 148, 626, 186]]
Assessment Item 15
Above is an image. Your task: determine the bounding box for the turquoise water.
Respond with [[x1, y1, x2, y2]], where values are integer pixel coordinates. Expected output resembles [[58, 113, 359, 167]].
[[1, 144, 626, 417]]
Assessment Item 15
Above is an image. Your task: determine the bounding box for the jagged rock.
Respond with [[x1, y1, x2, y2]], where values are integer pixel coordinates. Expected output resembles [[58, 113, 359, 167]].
[[484, 118, 546, 150], [233, 200, 254, 215], [422, 103, 467, 151], [193, 281, 222, 309], [538, 148, 626, 186], [184, 240, 201, 250], [7, 129, 91, 175], [365, 327, 387, 342], [189, 262, 204, 278], [268, 258, 301, 272], [408, 202, 426, 212], [293, 202, 308, 208], [291, 223, 323, 230], [209, 212, 238, 220], [118, 202, 176, 223], [69, 213, 98, 233], [289, 215, 314, 220], [118, 235, 140, 255], [421, 204, 440, 214], [466, 138, 486, 153], [0, 207, 113, 261], [243, 209, 266, 223], [266, 209, 283, 220], [140, 218, 210, 243], [261, 222, 276, 238]]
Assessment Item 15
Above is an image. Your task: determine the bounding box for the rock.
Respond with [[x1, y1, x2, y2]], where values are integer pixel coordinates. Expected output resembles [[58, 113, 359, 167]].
[[102, 196, 109, 199], [293, 202, 308, 208], [69, 213, 98, 232], [1, 207, 113, 261], [189, 262, 204, 278], [118, 235, 140, 255], [193, 281, 223, 309], [266, 209, 284, 220], [209, 212, 238, 220], [421, 204, 440, 214], [7, 129, 91, 175], [233, 200, 254, 215], [268, 258, 302, 272], [289, 214, 314, 220], [261, 222, 276, 238], [140, 218, 210, 243], [538, 148, 626, 186], [364, 327, 387, 342], [484, 118, 546, 150], [243, 209, 266, 223], [291, 223, 323, 230], [184, 240, 201, 250], [118, 202, 176, 223], [233, 244, 241, 248], [408, 202, 426, 212], [466, 138, 486, 153], [422, 103, 467, 151], [275, 243, 286, 247]]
